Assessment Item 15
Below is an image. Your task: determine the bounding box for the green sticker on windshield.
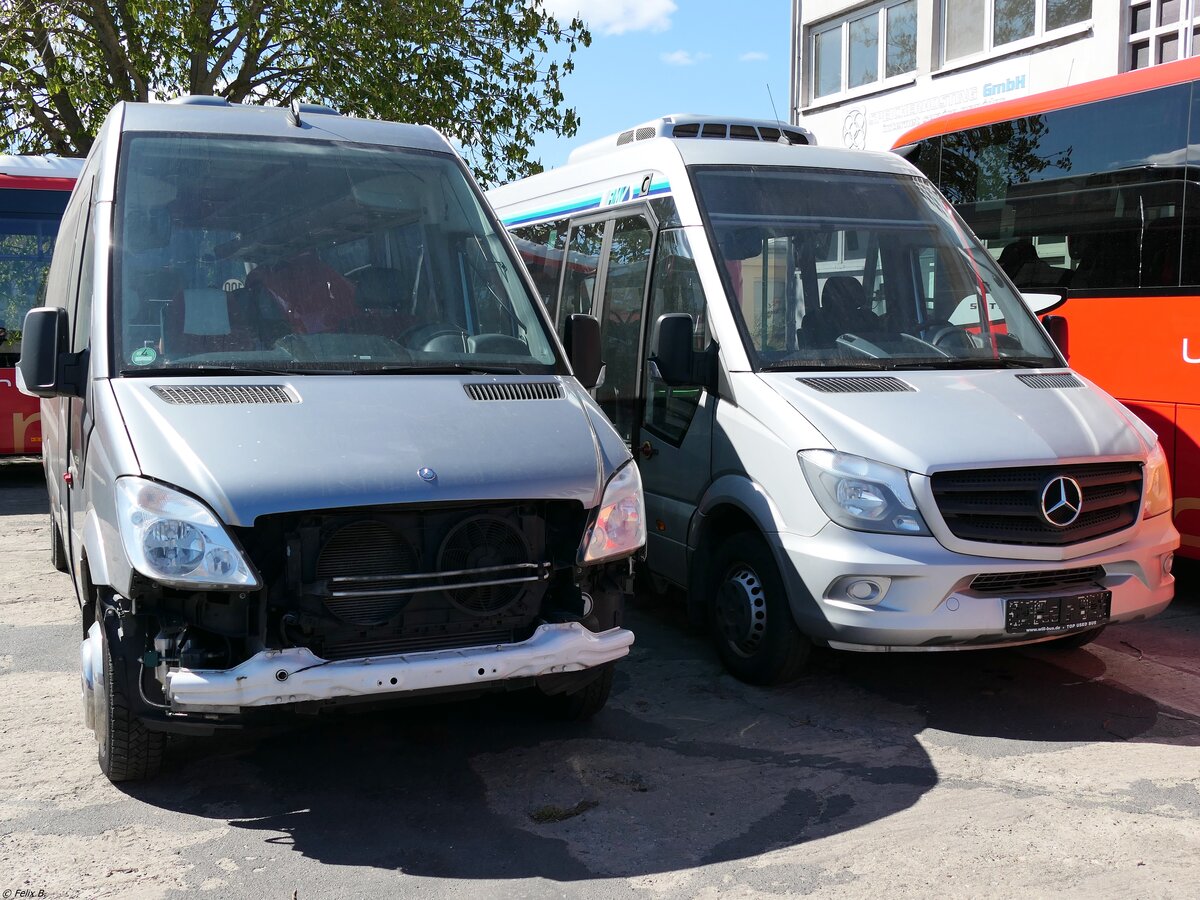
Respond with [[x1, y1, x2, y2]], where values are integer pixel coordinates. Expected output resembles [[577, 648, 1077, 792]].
[[131, 346, 157, 366]]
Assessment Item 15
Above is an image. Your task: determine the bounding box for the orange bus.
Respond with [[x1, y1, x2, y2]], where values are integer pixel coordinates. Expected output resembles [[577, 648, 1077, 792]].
[[894, 55, 1200, 557], [0, 155, 81, 455]]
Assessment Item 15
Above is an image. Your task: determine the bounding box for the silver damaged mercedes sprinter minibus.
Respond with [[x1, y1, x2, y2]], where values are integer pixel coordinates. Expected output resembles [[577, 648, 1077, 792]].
[[19, 99, 644, 782]]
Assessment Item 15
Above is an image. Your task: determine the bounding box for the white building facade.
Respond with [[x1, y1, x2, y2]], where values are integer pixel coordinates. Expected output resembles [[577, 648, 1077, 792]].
[[791, 1, 1200, 150]]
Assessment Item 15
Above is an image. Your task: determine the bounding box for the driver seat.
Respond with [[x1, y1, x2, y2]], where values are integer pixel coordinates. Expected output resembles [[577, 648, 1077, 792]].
[[805, 276, 876, 347]]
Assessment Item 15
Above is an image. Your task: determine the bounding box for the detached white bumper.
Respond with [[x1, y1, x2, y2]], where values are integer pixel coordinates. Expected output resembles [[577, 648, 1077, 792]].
[[164, 622, 634, 713]]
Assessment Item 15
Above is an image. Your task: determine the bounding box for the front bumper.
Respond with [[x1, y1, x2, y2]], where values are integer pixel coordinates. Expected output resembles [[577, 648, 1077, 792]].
[[771, 512, 1178, 651], [164, 622, 634, 713]]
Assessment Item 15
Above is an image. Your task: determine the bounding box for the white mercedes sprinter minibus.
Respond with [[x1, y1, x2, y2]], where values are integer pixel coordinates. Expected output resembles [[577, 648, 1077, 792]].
[[488, 114, 1179, 685]]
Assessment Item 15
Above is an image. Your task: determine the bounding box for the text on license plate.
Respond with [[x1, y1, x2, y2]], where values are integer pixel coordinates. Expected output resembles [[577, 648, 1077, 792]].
[[1005, 590, 1112, 634]]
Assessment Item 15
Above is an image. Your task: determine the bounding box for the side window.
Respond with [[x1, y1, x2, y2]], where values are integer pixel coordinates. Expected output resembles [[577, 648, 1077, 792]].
[[597, 214, 653, 442], [559, 221, 604, 328], [643, 229, 709, 444], [73, 186, 97, 354], [510, 219, 567, 311], [940, 83, 1190, 291]]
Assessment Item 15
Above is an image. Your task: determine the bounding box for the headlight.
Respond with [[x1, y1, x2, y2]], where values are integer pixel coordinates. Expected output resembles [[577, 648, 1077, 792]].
[[580, 462, 647, 564], [116, 477, 260, 589], [1143, 442, 1172, 518], [799, 450, 929, 536]]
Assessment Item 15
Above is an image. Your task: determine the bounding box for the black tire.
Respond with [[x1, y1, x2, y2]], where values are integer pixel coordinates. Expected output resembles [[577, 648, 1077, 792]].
[[50, 515, 68, 573], [708, 531, 811, 685], [96, 614, 164, 783], [539, 664, 614, 722], [1042, 625, 1107, 650]]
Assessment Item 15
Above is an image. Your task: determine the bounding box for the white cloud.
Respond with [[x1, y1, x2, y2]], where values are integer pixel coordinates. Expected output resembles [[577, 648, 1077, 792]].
[[740, 51, 768, 62], [661, 50, 710, 67], [540, 0, 676, 36]]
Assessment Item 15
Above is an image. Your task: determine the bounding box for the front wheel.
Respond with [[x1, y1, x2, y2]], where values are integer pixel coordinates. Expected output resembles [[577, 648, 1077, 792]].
[[708, 532, 811, 685], [95, 611, 164, 783]]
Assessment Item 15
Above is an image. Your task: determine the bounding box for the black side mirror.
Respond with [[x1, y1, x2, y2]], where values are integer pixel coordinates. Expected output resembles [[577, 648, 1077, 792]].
[[565, 313, 602, 389], [651, 313, 696, 387], [17, 307, 77, 398], [1042, 314, 1068, 358]]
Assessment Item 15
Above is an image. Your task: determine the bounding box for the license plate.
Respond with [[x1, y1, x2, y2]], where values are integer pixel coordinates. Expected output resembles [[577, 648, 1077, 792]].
[[1004, 590, 1112, 634]]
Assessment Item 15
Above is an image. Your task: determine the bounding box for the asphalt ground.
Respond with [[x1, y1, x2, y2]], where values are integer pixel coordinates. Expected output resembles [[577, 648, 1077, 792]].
[[1, 459, 1198, 899]]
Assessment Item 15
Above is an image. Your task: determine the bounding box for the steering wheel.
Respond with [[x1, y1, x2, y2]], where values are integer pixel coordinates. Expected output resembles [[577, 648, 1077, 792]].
[[399, 322, 469, 353], [929, 325, 977, 352]]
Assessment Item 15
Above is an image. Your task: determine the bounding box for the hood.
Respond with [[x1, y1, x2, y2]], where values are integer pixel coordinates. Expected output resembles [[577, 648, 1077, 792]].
[[112, 375, 611, 526], [759, 370, 1149, 476]]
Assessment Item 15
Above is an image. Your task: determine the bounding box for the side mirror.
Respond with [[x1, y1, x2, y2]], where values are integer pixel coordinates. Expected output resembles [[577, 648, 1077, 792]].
[[652, 313, 698, 387], [1042, 314, 1068, 357], [564, 313, 602, 390], [17, 307, 81, 398]]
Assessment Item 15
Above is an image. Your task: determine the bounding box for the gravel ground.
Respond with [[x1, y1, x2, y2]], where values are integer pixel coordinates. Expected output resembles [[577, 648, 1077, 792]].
[[1, 460, 1198, 899]]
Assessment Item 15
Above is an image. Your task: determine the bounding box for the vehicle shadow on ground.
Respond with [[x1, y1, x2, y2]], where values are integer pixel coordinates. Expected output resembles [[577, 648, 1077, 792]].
[[120, 593, 1199, 881], [0, 462, 48, 516]]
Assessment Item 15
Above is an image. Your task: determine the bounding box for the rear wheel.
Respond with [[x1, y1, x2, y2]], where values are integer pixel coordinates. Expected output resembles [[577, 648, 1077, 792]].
[[95, 609, 164, 783], [538, 664, 614, 721], [50, 515, 68, 573], [1042, 625, 1107, 650], [709, 532, 811, 685]]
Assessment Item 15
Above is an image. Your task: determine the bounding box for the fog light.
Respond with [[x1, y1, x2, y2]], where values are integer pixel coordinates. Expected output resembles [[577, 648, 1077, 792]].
[[827, 575, 892, 607], [847, 580, 881, 602], [1163, 553, 1174, 578]]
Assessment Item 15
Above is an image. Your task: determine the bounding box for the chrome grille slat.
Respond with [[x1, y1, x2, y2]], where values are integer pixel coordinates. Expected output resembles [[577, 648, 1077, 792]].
[[151, 384, 296, 405], [328, 563, 551, 599], [464, 382, 563, 401]]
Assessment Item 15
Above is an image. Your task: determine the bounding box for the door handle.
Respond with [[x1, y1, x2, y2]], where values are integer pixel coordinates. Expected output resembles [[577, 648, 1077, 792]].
[[640, 439, 657, 460]]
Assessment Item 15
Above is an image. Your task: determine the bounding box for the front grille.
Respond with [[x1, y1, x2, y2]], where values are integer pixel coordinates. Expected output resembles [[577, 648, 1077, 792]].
[[970, 565, 1106, 595], [151, 384, 296, 404], [931, 462, 1143, 546], [464, 382, 562, 401], [797, 376, 915, 393], [319, 628, 515, 661]]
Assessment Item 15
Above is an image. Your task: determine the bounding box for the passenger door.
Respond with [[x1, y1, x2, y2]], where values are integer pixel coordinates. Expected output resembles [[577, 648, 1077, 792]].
[[635, 229, 714, 587], [66, 184, 96, 560]]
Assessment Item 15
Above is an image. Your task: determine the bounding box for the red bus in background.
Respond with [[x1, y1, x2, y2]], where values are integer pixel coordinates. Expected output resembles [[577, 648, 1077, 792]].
[[0, 155, 82, 455], [894, 55, 1200, 557]]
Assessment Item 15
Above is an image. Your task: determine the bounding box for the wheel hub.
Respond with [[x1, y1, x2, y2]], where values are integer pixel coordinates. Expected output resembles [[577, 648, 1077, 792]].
[[715, 565, 767, 657]]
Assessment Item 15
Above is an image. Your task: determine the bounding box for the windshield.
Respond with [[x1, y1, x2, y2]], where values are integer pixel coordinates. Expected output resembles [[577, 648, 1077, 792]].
[[691, 166, 1060, 371], [113, 135, 559, 375]]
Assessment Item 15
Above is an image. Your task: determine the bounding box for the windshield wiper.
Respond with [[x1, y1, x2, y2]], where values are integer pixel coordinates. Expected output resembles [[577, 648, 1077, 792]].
[[761, 358, 897, 371], [118, 365, 356, 377], [362, 364, 528, 375], [898, 357, 1056, 370]]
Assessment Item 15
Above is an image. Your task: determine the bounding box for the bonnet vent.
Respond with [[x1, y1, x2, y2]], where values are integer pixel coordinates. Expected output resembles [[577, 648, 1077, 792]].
[[151, 384, 297, 405], [1015, 373, 1083, 389], [464, 382, 563, 401], [797, 376, 915, 394]]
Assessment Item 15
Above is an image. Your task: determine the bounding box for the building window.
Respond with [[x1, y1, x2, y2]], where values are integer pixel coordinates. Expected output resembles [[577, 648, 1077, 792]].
[[1127, 0, 1200, 69], [942, 0, 1091, 64], [811, 0, 917, 102]]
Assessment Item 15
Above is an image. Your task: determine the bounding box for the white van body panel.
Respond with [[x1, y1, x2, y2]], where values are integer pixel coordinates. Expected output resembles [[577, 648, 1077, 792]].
[[488, 117, 1179, 657]]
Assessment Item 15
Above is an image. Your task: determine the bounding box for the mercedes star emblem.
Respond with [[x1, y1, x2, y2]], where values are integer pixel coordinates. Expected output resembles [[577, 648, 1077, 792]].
[[1040, 475, 1083, 527], [418, 467, 437, 483]]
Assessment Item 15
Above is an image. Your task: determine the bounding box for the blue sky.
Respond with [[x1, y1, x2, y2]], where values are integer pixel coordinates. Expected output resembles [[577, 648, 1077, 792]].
[[531, 0, 794, 170]]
